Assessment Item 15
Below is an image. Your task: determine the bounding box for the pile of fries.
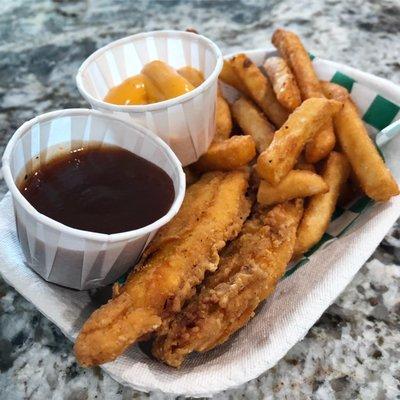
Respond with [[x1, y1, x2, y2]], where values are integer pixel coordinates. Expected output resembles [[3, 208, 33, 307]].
[[193, 28, 399, 257], [74, 29, 399, 369]]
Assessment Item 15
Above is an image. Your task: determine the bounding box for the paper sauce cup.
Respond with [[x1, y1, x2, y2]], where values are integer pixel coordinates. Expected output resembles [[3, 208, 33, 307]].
[[76, 30, 223, 166], [2, 109, 185, 290]]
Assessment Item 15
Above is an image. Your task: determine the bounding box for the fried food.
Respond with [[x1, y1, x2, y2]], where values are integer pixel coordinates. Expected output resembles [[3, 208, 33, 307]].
[[231, 97, 275, 152], [231, 54, 289, 127], [142, 60, 194, 99], [74, 171, 251, 367], [294, 152, 350, 256], [272, 29, 335, 163], [263, 56, 302, 111], [152, 199, 304, 367], [304, 119, 336, 163], [321, 81, 349, 103], [177, 66, 205, 87], [256, 98, 342, 186], [325, 87, 399, 201], [219, 59, 251, 96], [296, 162, 316, 172], [215, 91, 233, 140], [257, 170, 328, 206], [178, 66, 232, 141], [194, 135, 256, 172], [272, 29, 321, 99]]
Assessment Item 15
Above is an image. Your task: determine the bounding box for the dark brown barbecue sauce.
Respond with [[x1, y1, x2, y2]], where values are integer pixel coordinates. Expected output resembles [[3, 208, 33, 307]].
[[19, 144, 175, 234]]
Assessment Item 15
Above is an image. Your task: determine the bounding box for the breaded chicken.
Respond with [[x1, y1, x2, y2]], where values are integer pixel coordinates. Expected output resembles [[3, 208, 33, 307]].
[[74, 170, 251, 366], [152, 199, 303, 367]]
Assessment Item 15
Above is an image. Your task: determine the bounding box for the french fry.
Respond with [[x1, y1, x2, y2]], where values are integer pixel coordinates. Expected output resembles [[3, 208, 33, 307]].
[[257, 170, 328, 206], [295, 159, 316, 172], [215, 92, 233, 141], [231, 54, 289, 127], [304, 118, 336, 163], [321, 81, 349, 103], [272, 29, 336, 162], [294, 152, 350, 256], [263, 56, 302, 111], [272, 29, 321, 99], [194, 135, 256, 172], [219, 60, 250, 96], [177, 66, 232, 141], [177, 66, 205, 87], [256, 98, 342, 186], [231, 97, 275, 152], [327, 97, 399, 201], [142, 60, 194, 99]]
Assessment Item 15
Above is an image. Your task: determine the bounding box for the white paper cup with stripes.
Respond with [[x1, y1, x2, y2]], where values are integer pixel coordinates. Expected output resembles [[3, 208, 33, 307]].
[[75, 30, 223, 166], [2, 109, 185, 290]]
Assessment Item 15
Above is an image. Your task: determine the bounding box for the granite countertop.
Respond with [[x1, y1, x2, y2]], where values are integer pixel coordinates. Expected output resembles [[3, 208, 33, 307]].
[[1, 0, 400, 399]]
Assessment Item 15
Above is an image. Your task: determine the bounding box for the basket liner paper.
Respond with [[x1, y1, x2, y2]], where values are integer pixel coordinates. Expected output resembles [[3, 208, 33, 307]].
[[0, 48, 400, 397]]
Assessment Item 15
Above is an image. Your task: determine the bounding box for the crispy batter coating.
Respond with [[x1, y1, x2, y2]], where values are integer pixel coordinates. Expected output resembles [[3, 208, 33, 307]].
[[74, 171, 251, 367], [152, 199, 303, 367]]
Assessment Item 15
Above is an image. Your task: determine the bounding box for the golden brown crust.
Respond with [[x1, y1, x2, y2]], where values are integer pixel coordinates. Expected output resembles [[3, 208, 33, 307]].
[[194, 135, 256, 172], [263, 56, 302, 111], [231, 54, 289, 127], [152, 200, 303, 367], [74, 171, 252, 366]]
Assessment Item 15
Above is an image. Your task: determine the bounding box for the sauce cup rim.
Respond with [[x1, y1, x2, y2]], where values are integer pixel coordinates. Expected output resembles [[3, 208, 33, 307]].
[[75, 30, 223, 112], [2, 108, 186, 243]]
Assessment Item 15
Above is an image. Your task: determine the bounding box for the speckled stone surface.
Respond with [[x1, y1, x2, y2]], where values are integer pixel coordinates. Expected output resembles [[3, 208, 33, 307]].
[[1, 0, 400, 399]]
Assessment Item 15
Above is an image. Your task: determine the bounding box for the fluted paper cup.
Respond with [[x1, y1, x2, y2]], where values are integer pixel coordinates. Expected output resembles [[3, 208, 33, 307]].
[[76, 30, 223, 166], [2, 109, 185, 290]]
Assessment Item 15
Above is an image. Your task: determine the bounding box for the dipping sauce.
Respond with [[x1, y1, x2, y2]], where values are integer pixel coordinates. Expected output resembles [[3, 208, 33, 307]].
[[104, 60, 195, 105], [19, 145, 175, 234]]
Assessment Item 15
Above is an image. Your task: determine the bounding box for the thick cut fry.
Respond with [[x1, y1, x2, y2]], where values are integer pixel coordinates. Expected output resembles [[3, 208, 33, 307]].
[[219, 60, 250, 95], [321, 81, 349, 103], [329, 98, 399, 201], [272, 29, 321, 99], [295, 153, 316, 172], [195, 135, 256, 172], [215, 93, 233, 140], [304, 118, 336, 163], [231, 97, 275, 152], [142, 60, 194, 99], [295, 157, 316, 172], [177, 66, 204, 87], [153, 200, 303, 367], [294, 152, 350, 255], [74, 171, 251, 367], [257, 170, 328, 206], [263, 56, 302, 111], [272, 29, 336, 162], [256, 98, 342, 186], [231, 54, 289, 127], [178, 66, 232, 141]]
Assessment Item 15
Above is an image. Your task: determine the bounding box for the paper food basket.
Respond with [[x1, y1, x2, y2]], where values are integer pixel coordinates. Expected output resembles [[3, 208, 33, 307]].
[[0, 48, 400, 397]]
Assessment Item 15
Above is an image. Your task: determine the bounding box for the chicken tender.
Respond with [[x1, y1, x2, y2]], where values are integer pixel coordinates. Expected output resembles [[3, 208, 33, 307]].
[[75, 171, 252, 367], [152, 199, 303, 367]]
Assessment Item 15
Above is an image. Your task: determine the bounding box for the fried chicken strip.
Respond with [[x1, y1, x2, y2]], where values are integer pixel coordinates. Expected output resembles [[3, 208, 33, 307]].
[[74, 171, 252, 367], [152, 199, 303, 367]]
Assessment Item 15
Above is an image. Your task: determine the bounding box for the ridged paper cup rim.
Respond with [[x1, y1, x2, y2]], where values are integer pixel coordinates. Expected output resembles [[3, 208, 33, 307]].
[[2, 108, 186, 243], [75, 30, 223, 113]]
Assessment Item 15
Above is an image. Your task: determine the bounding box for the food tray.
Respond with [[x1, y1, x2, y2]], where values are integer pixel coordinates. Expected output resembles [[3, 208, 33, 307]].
[[0, 48, 400, 397]]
